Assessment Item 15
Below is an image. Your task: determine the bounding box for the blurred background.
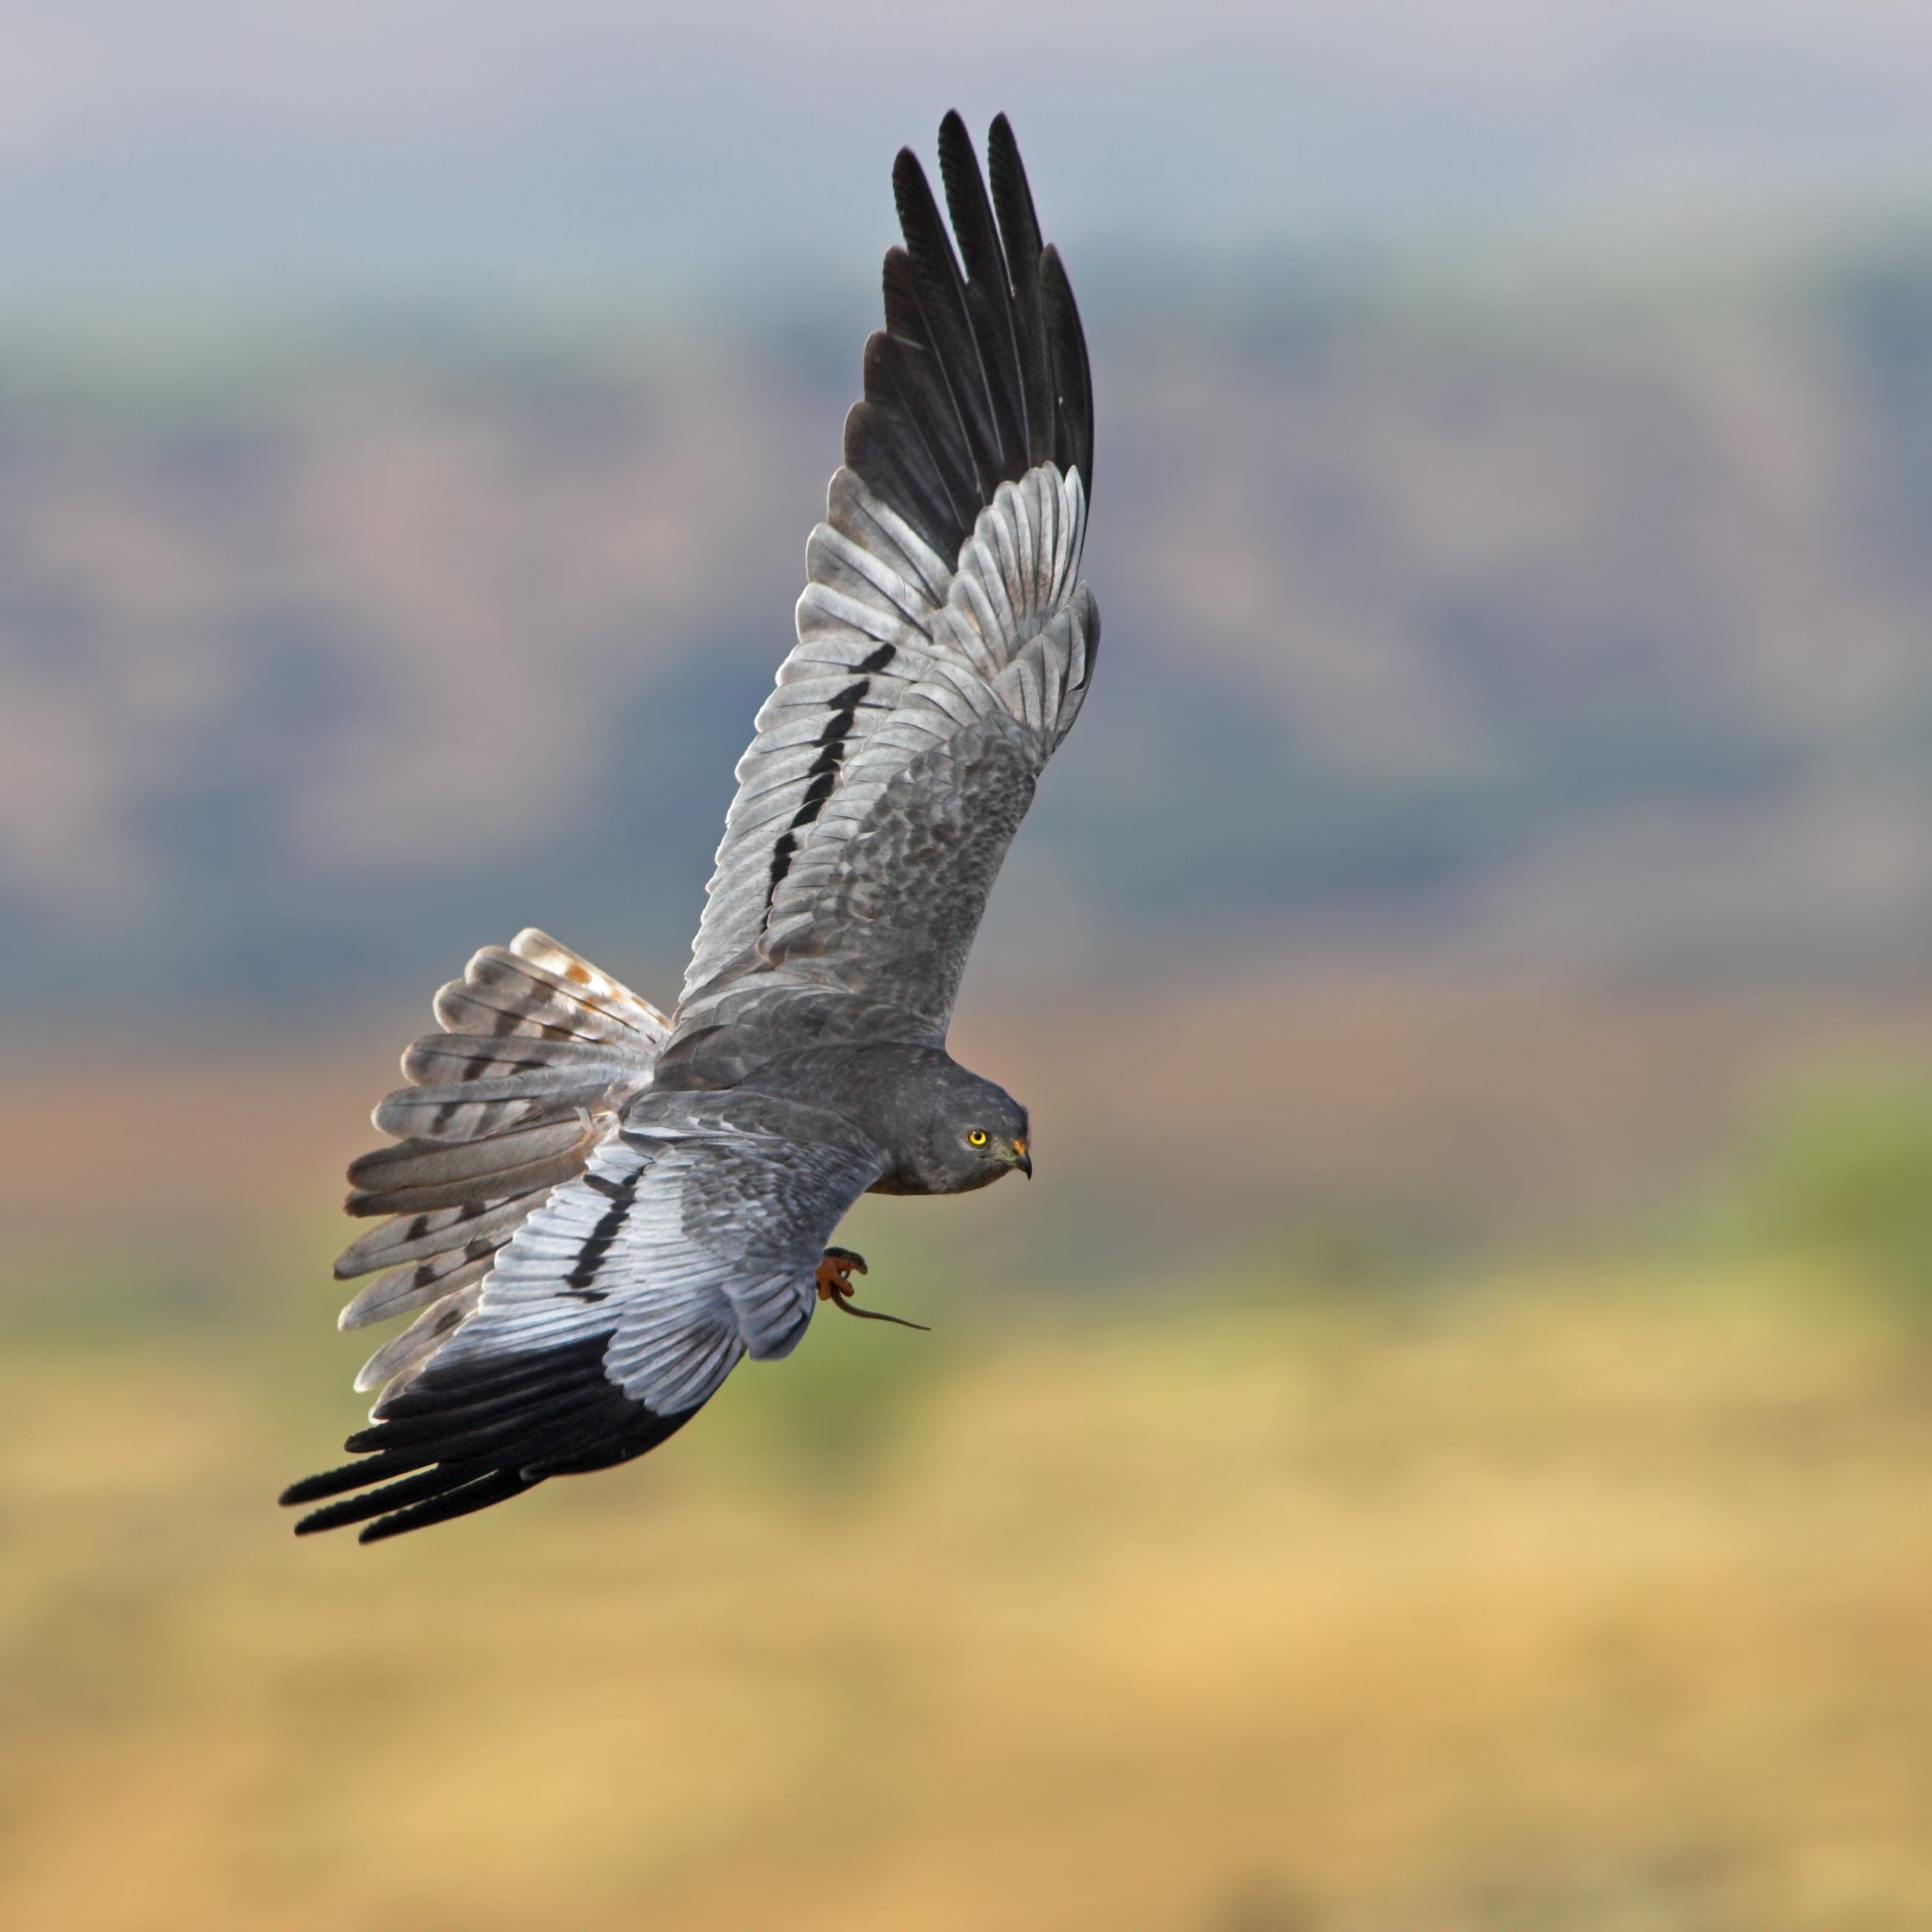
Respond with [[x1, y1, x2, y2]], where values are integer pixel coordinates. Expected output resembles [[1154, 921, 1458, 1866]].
[[5, 3, 1932, 1927]]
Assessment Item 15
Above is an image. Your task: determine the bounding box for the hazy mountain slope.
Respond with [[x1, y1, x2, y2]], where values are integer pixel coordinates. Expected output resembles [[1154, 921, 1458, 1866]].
[[4, 256, 1932, 1018]]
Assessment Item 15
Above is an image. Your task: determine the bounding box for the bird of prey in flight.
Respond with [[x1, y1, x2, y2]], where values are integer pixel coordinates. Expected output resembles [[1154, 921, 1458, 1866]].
[[282, 112, 1095, 1542]]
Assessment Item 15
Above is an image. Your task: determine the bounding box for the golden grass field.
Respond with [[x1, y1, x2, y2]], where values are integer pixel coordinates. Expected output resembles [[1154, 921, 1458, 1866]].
[[4, 1253, 1929, 1932]]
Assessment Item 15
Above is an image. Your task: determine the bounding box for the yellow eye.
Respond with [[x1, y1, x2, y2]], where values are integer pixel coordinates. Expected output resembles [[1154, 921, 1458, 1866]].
[[967, 1129, 988, 1147]]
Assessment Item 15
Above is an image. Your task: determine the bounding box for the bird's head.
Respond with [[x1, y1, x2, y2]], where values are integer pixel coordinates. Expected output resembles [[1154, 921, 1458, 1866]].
[[875, 1060, 1031, 1196]]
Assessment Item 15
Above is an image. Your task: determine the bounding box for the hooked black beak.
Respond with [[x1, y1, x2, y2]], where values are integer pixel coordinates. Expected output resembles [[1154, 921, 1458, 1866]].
[[1013, 1143, 1032, 1179]]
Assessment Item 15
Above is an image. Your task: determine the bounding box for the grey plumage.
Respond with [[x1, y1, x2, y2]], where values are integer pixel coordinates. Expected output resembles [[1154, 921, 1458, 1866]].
[[284, 112, 1096, 1542]]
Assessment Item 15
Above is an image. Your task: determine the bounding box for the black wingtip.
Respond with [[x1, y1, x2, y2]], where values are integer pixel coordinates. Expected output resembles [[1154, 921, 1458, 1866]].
[[284, 1469, 398, 1533], [1039, 245, 1095, 493], [936, 109, 973, 180], [283, 1333, 698, 1545], [353, 1466, 535, 1542], [891, 145, 927, 216], [280, 1462, 364, 1508], [852, 114, 1089, 558]]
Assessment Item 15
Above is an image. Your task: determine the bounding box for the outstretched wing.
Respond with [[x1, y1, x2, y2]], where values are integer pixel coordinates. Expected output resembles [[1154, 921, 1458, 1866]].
[[283, 1094, 883, 1542], [669, 112, 1097, 1075]]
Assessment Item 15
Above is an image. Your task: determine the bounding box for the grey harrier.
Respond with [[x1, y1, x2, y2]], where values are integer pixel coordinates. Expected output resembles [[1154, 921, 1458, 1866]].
[[282, 112, 1095, 1542]]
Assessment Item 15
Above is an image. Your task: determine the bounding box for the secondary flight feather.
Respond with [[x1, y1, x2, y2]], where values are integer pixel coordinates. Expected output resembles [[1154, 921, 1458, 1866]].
[[282, 112, 1096, 1542]]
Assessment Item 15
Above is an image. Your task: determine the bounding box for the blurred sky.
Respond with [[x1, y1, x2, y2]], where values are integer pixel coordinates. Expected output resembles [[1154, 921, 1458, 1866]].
[[4, 0, 1932, 309]]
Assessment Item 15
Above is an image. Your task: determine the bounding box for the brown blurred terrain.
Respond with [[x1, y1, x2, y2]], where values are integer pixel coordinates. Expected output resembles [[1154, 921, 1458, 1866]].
[[4, 1258, 1931, 1932], [7, 973, 1932, 1266]]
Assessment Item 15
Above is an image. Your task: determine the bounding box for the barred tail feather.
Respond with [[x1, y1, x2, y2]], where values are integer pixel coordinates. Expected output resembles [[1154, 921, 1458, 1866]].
[[329, 930, 667, 1392], [333, 1193, 544, 1284], [352, 1281, 484, 1393], [371, 930, 668, 1144], [338, 1246, 498, 1335]]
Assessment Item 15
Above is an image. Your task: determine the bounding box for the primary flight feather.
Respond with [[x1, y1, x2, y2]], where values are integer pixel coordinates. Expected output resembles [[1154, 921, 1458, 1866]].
[[282, 112, 1096, 1542]]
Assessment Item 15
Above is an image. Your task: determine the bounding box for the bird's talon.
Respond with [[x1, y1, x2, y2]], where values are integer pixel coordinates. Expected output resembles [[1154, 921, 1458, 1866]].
[[813, 1247, 927, 1331], [816, 1248, 867, 1301]]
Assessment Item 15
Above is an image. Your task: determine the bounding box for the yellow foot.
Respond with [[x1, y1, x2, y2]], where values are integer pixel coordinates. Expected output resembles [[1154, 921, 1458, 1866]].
[[814, 1247, 930, 1331], [816, 1246, 868, 1301]]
